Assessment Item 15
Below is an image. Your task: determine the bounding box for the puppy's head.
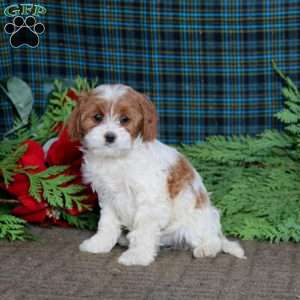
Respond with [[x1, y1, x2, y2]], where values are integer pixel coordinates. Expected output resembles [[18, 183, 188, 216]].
[[68, 84, 157, 157]]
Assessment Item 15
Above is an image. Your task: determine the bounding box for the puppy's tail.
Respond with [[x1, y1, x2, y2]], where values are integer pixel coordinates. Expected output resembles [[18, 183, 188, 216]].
[[221, 235, 246, 259]]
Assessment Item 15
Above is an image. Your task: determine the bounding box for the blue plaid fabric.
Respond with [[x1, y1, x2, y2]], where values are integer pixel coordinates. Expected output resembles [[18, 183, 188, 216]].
[[1, 0, 300, 144]]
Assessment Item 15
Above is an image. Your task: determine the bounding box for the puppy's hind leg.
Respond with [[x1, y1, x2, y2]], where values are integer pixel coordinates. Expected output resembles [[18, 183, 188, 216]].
[[192, 232, 245, 259], [187, 208, 245, 259], [192, 236, 222, 258]]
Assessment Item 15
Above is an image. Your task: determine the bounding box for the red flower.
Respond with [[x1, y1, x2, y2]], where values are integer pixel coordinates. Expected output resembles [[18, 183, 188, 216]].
[[47, 127, 81, 166], [66, 88, 79, 101], [3, 121, 98, 227], [12, 195, 48, 223], [20, 140, 46, 173], [6, 173, 30, 197], [6, 140, 46, 197], [52, 122, 64, 134], [7, 140, 48, 222]]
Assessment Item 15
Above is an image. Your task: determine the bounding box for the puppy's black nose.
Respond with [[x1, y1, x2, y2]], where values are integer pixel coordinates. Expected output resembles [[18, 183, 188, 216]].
[[104, 132, 116, 144]]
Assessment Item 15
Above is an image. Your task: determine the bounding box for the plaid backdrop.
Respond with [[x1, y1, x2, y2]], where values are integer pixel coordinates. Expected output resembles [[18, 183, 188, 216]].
[[1, 0, 300, 144]]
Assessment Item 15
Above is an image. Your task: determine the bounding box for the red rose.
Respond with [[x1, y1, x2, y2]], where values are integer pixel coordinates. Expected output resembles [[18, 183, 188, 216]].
[[12, 195, 48, 223], [6, 140, 46, 197], [4, 125, 98, 227], [21, 140, 46, 173], [52, 122, 64, 134], [6, 173, 30, 197], [12, 205, 47, 223], [6, 140, 47, 223], [47, 127, 81, 166], [18, 194, 46, 211], [66, 88, 79, 101]]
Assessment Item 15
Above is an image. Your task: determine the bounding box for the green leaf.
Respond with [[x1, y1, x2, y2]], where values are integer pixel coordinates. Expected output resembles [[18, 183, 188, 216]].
[[0, 77, 33, 125]]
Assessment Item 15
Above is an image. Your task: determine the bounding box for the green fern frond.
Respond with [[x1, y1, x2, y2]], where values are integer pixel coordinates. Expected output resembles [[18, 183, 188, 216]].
[[73, 76, 99, 93], [180, 130, 293, 166], [37, 166, 69, 178], [273, 62, 300, 140], [0, 214, 33, 241], [60, 211, 98, 230], [0, 144, 28, 185], [26, 166, 88, 210]]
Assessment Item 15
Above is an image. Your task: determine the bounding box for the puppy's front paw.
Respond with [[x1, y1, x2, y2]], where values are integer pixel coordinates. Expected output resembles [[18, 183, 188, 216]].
[[118, 249, 154, 266], [79, 235, 113, 254]]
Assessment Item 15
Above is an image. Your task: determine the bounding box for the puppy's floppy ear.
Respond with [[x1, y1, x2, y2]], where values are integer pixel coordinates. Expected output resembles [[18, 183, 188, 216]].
[[136, 92, 158, 142], [67, 92, 89, 141]]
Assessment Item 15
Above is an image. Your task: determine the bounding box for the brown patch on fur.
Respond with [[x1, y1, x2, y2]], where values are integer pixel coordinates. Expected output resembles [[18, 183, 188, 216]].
[[67, 92, 112, 141], [135, 92, 157, 142], [113, 95, 144, 139], [194, 189, 209, 208], [68, 85, 158, 142], [113, 88, 158, 141], [167, 156, 195, 199]]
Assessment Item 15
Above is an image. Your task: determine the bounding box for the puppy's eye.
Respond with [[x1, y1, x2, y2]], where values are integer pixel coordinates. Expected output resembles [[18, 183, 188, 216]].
[[120, 116, 130, 125], [94, 113, 104, 123]]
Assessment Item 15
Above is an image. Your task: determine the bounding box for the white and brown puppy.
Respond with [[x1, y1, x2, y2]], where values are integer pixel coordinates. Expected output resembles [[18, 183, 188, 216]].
[[68, 84, 245, 266]]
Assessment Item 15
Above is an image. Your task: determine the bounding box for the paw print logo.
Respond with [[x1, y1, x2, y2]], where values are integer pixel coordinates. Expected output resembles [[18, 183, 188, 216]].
[[4, 16, 45, 48]]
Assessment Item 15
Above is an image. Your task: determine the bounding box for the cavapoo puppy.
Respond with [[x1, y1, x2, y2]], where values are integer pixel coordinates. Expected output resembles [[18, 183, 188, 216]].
[[68, 84, 245, 266]]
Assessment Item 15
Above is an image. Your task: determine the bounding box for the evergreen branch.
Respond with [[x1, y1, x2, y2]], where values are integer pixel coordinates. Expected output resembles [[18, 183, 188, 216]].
[[60, 211, 98, 230], [73, 76, 98, 93], [26, 166, 88, 210], [28, 173, 43, 201], [273, 60, 300, 96], [37, 166, 69, 178], [0, 144, 28, 185], [0, 213, 33, 241], [179, 130, 293, 166], [273, 62, 300, 141]]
